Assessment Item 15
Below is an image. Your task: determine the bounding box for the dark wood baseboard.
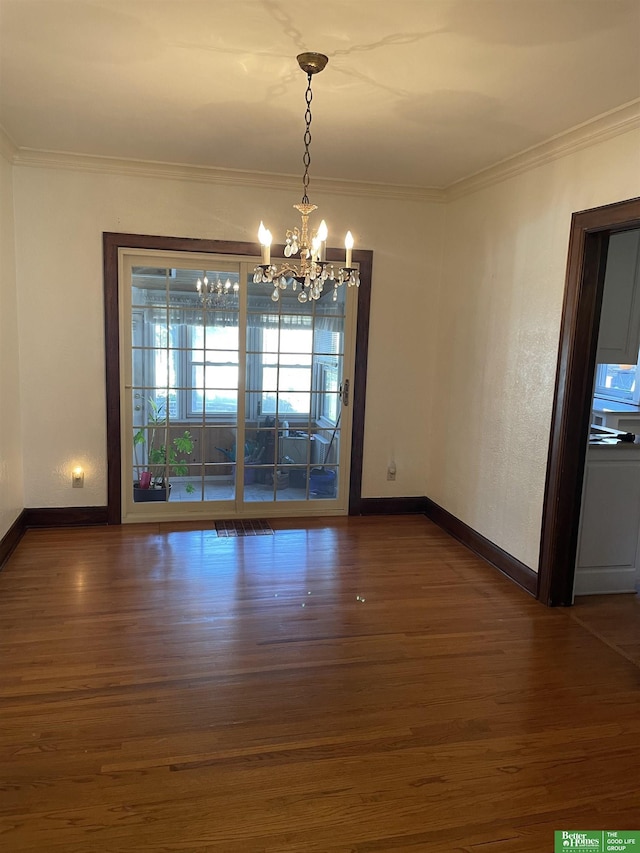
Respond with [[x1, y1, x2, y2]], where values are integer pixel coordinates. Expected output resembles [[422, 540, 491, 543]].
[[5, 499, 538, 599], [23, 507, 109, 528], [0, 510, 27, 571], [359, 497, 428, 515], [359, 496, 538, 598], [1, 507, 109, 569], [424, 497, 538, 598]]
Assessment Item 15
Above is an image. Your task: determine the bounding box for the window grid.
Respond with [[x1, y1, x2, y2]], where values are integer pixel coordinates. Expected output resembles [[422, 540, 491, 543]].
[[130, 263, 347, 505]]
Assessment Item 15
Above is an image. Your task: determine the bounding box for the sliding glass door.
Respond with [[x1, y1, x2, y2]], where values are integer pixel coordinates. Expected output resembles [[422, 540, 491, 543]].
[[120, 250, 357, 521]]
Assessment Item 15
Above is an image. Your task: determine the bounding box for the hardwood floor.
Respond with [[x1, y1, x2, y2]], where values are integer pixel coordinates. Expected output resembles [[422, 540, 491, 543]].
[[1, 516, 638, 852], [571, 592, 640, 669]]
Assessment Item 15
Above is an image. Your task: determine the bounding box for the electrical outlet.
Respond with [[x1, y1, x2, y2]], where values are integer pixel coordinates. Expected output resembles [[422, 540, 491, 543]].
[[387, 464, 396, 481]]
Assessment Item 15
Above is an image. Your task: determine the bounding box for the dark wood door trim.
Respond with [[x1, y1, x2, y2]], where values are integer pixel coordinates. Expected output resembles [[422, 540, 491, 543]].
[[348, 248, 373, 515], [538, 197, 640, 605], [103, 233, 372, 525]]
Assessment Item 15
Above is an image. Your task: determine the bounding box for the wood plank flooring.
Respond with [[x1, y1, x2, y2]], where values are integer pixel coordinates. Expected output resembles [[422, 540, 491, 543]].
[[1, 515, 639, 852]]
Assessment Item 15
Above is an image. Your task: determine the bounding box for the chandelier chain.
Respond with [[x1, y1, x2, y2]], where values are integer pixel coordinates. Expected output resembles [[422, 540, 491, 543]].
[[302, 73, 313, 204]]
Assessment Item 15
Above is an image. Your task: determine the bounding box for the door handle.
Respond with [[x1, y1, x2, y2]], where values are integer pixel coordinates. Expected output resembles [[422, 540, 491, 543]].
[[340, 379, 350, 407]]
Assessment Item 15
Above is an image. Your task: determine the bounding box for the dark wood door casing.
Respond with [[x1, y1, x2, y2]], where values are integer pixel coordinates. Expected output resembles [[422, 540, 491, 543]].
[[103, 233, 373, 525]]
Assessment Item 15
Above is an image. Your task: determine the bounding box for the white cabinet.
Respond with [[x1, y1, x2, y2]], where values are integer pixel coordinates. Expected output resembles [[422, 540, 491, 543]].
[[591, 406, 640, 433], [597, 230, 640, 364], [575, 444, 640, 595]]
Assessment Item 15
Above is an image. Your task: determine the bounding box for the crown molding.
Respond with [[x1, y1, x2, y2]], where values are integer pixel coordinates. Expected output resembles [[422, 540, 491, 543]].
[[446, 99, 640, 201], [0, 125, 18, 164], [7, 99, 640, 202], [11, 147, 446, 203]]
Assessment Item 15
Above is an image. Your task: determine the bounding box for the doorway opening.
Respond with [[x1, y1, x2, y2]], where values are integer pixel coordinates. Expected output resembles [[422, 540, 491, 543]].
[[538, 196, 640, 605]]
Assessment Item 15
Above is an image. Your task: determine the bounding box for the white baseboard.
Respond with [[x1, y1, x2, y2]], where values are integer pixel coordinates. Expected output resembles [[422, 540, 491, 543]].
[[574, 566, 639, 595]]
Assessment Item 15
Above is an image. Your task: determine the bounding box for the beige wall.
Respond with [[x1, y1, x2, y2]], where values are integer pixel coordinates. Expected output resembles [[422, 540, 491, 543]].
[[0, 152, 23, 539], [12, 166, 442, 507], [7, 125, 640, 571], [430, 128, 640, 571]]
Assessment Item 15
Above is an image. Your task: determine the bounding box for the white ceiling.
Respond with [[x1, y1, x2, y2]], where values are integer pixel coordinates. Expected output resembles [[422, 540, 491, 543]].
[[1, 0, 639, 188]]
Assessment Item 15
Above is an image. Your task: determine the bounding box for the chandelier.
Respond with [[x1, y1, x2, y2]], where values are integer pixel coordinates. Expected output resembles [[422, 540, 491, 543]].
[[254, 52, 359, 303], [196, 274, 240, 309]]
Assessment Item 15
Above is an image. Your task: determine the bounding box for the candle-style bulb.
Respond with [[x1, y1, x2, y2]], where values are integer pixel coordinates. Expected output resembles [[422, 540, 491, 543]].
[[317, 219, 328, 261], [258, 221, 272, 265], [345, 231, 354, 268]]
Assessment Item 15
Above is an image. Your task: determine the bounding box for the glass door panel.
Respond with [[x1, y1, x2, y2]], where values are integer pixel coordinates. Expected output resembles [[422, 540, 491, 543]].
[[243, 271, 346, 507], [126, 262, 241, 512]]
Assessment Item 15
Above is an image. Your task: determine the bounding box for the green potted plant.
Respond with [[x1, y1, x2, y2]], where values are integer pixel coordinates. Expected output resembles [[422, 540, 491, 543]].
[[133, 398, 195, 501]]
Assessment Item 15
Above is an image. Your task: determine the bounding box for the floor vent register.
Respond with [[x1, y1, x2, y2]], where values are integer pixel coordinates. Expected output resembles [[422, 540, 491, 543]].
[[215, 519, 274, 537]]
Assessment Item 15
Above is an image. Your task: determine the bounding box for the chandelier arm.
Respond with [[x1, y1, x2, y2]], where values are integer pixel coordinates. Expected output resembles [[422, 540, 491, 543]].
[[272, 263, 300, 278]]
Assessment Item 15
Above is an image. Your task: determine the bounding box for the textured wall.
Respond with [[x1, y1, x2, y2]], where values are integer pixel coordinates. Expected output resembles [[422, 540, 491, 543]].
[[0, 152, 23, 539], [12, 166, 442, 507], [430, 128, 640, 571], [9, 127, 640, 565]]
